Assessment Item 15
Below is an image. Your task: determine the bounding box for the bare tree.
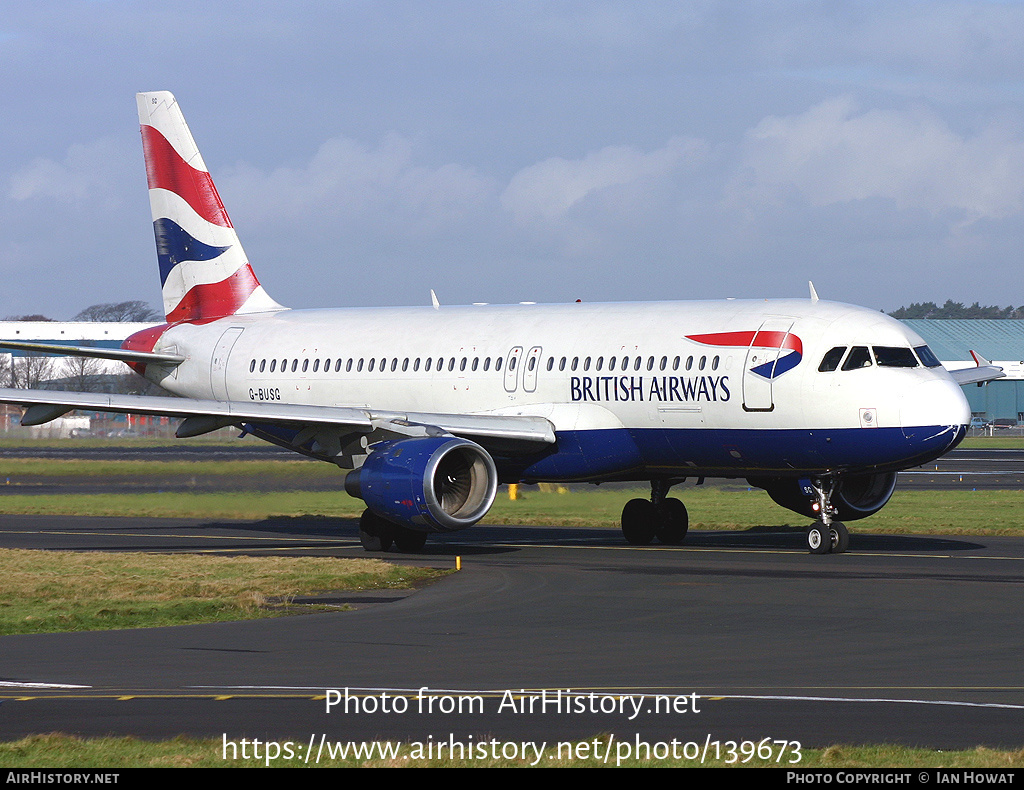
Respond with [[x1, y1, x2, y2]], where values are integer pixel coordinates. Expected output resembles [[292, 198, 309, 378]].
[[59, 355, 106, 392], [73, 301, 160, 322], [9, 355, 56, 389], [3, 314, 54, 322]]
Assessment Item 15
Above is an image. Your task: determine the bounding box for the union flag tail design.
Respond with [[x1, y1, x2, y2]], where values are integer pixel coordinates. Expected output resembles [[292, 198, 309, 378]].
[[137, 91, 284, 322]]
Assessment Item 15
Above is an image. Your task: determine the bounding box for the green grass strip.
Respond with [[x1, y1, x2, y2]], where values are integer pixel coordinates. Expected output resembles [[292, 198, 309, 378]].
[[1, 734, 1023, 768], [0, 487, 1022, 534], [0, 549, 449, 635]]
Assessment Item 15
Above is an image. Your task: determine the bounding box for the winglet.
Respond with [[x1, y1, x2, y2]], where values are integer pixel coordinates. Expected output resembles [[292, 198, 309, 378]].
[[969, 350, 992, 367], [950, 351, 1005, 385], [808, 281, 819, 303], [430, 289, 440, 310]]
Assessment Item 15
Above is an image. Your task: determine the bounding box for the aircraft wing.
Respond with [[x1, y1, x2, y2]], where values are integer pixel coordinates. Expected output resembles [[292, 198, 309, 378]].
[[0, 388, 555, 450], [948, 351, 1006, 386]]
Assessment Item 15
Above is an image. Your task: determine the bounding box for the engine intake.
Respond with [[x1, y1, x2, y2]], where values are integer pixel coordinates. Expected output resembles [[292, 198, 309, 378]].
[[345, 436, 498, 532], [748, 472, 897, 521]]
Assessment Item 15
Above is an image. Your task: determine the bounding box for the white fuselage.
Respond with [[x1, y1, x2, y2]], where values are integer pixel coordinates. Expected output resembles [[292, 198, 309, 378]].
[[140, 298, 970, 481]]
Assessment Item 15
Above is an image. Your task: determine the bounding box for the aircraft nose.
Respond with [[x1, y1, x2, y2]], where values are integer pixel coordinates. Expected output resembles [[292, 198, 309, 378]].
[[899, 378, 971, 432]]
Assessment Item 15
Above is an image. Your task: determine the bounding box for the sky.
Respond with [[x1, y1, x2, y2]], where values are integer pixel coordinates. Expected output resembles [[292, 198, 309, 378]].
[[2, 1, 1024, 319]]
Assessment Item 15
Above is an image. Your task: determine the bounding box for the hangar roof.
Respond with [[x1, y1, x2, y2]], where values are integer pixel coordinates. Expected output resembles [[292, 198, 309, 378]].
[[901, 319, 1024, 363]]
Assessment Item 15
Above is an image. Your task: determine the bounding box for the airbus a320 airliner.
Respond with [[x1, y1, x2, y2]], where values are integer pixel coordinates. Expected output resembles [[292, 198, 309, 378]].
[[0, 92, 996, 554]]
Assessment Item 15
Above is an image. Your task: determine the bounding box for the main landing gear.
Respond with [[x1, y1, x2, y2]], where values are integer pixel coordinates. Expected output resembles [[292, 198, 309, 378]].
[[621, 480, 689, 545], [806, 477, 849, 555], [359, 509, 429, 553]]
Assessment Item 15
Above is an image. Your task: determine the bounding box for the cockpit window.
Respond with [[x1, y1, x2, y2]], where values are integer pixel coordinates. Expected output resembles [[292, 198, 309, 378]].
[[914, 345, 942, 368], [841, 346, 872, 371], [818, 346, 846, 372], [873, 346, 918, 368]]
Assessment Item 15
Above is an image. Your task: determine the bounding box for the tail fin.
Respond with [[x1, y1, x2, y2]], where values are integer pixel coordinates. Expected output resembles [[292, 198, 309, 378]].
[[137, 91, 284, 322]]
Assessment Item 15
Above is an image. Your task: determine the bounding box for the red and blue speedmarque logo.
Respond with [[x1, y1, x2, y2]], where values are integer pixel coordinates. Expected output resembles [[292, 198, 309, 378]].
[[686, 331, 803, 379]]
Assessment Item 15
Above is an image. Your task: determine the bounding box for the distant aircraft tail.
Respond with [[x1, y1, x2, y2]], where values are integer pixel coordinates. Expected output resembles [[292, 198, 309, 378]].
[[137, 91, 285, 322]]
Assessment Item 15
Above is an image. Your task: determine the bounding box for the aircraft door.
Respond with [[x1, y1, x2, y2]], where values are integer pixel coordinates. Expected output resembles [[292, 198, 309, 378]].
[[742, 319, 794, 412], [211, 327, 244, 401], [504, 346, 523, 392], [523, 346, 542, 392]]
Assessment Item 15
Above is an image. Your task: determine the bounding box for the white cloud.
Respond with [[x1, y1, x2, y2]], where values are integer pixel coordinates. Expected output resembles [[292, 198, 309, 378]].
[[220, 132, 497, 235], [732, 96, 1024, 221], [501, 137, 704, 224], [8, 137, 129, 210]]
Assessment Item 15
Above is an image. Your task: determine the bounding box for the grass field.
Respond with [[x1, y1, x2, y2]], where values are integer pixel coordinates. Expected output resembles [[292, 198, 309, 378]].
[[2, 733, 1023, 768], [0, 484, 1020, 535], [0, 549, 448, 635]]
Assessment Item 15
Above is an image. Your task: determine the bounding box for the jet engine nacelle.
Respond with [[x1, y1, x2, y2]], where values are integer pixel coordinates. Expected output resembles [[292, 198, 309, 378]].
[[344, 436, 498, 532], [748, 472, 898, 521]]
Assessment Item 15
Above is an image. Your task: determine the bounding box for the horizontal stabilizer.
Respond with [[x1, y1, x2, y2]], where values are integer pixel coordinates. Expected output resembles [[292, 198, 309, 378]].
[[0, 340, 184, 366]]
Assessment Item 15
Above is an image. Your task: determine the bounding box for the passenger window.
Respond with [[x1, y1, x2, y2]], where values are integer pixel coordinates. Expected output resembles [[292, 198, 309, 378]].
[[483, 357, 490, 371], [571, 357, 578, 371], [712, 355, 720, 371], [686, 356, 693, 371], [583, 357, 590, 371], [357, 358, 364, 372], [312, 359, 319, 373], [873, 347, 918, 368], [472, 357, 478, 371], [559, 357, 566, 372], [596, 357, 603, 371], [529, 356, 536, 371], [269, 359, 276, 373], [547, 358, 554, 371], [659, 356, 667, 371], [634, 356, 642, 371], [460, 358, 467, 372], [842, 346, 872, 371], [818, 346, 846, 372], [672, 356, 680, 371], [609, 357, 616, 371], [496, 357, 503, 372], [413, 358, 420, 372], [391, 359, 398, 372], [448, 358, 456, 372]]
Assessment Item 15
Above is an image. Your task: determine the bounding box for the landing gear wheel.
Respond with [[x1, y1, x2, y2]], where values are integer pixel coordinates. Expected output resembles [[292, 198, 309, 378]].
[[621, 498, 656, 545], [392, 525, 428, 553], [829, 521, 849, 554], [806, 523, 830, 554], [359, 509, 393, 552], [656, 497, 689, 544]]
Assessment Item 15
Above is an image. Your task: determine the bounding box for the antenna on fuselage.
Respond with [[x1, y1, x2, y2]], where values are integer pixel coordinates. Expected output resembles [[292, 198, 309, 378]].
[[430, 289, 440, 310], [808, 281, 820, 303]]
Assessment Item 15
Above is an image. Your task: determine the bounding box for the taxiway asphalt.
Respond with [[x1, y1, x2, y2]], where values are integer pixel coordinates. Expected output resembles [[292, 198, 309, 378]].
[[1, 512, 1023, 751]]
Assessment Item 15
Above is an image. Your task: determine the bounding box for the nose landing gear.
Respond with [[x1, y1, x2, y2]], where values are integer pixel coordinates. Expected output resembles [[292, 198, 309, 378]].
[[806, 477, 849, 554]]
